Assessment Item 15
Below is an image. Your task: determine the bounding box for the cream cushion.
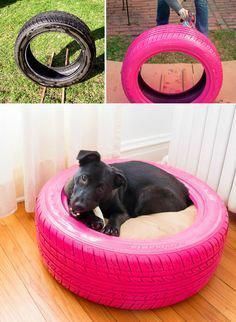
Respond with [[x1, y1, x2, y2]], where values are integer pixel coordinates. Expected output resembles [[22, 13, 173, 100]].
[[120, 205, 196, 239]]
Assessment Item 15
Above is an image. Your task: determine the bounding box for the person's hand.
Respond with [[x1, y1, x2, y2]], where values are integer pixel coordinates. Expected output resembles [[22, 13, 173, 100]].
[[178, 8, 189, 20]]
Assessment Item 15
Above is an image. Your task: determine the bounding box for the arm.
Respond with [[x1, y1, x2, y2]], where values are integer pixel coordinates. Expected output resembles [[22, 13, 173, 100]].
[[163, 0, 189, 19], [164, 0, 182, 13]]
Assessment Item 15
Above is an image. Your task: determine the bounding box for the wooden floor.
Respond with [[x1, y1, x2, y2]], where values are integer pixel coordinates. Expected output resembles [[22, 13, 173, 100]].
[[0, 203, 235, 322]]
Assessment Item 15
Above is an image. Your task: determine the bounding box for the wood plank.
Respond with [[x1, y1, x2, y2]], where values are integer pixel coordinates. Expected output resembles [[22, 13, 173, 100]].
[[228, 213, 236, 231], [192, 63, 204, 86], [106, 307, 140, 322], [77, 298, 116, 322], [153, 307, 185, 322], [215, 266, 236, 291], [223, 245, 236, 261], [61, 47, 69, 104], [140, 64, 162, 93], [200, 276, 236, 321], [1, 215, 92, 322], [215, 255, 236, 290], [227, 225, 236, 250], [160, 67, 183, 94], [188, 293, 229, 322], [0, 245, 45, 322], [40, 52, 54, 104], [172, 300, 206, 321], [182, 65, 194, 92], [15, 203, 37, 242], [133, 310, 162, 321]]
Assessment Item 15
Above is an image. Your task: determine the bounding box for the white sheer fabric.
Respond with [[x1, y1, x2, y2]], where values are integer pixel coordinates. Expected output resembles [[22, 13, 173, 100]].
[[0, 105, 122, 216], [168, 105, 236, 213]]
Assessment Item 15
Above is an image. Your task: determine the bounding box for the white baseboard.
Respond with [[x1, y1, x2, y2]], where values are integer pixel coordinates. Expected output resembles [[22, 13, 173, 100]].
[[120, 133, 171, 161]]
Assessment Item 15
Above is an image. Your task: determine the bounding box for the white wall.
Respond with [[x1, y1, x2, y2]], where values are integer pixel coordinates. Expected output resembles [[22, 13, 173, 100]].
[[120, 105, 173, 161]]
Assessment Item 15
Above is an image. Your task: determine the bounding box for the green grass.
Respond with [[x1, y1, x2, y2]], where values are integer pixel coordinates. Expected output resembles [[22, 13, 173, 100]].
[[0, 0, 104, 103], [107, 29, 236, 63]]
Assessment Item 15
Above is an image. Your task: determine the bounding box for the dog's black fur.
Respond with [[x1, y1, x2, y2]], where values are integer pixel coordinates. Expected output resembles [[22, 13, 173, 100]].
[[64, 150, 192, 236]]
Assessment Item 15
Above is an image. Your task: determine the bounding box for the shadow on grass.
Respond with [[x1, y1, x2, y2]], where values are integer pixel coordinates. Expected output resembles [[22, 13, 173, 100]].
[[53, 26, 105, 79], [52, 41, 82, 67], [91, 26, 104, 42], [85, 53, 104, 80], [0, 0, 18, 9]]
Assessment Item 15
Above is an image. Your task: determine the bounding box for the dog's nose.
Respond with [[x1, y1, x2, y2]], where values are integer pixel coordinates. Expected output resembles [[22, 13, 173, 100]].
[[72, 201, 86, 213]]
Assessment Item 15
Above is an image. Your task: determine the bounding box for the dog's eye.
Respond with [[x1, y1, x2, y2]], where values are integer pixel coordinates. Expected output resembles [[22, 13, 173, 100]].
[[80, 174, 88, 184]]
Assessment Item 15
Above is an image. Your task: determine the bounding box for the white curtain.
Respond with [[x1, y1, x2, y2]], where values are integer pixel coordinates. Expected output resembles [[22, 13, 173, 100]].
[[167, 104, 236, 213], [0, 105, 122, 216]]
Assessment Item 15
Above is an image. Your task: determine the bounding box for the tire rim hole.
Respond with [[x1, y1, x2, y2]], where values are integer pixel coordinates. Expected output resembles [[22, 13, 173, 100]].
[[138, 51, 206, 103], [29, 31, 82, 67], [24, 28, 90, 82], [140, 52, 204, 94]]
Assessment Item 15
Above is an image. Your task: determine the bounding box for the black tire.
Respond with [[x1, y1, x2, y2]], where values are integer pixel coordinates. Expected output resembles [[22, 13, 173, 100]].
[[14, 11, 96, 88]]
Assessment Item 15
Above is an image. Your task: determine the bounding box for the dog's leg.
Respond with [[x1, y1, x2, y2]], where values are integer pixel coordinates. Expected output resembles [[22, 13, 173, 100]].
[[135, 185, 189, 216], [76, 211, 104, 231], [103, 212, 130, 237], [102, 196, 130, 237]]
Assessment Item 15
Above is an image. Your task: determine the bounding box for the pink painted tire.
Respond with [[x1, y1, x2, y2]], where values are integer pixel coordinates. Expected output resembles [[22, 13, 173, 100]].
[[35, 160, 228, 310], [121, 25, 223, 103]]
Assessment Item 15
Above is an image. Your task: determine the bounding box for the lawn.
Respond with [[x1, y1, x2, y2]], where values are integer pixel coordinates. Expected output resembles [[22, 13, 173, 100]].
[[107, 30, 236, 63], [0, 0, 104, 103]]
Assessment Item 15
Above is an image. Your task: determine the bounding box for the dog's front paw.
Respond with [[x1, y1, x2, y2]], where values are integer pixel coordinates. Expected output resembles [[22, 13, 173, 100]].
[[89, 219, 104, 232], [102, 224, 120, 237], [77, 213, 104, 232]]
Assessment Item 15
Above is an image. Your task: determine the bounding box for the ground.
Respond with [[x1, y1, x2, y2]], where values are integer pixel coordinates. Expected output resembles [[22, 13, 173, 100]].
[[0, 0, 104, 103]]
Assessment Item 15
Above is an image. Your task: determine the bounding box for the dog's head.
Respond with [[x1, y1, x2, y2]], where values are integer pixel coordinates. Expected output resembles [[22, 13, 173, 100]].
[[68, 150, 126, 216]]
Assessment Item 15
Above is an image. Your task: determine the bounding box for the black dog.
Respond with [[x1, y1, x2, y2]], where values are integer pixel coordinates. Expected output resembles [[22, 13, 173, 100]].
[[65, 150, 192, 236]]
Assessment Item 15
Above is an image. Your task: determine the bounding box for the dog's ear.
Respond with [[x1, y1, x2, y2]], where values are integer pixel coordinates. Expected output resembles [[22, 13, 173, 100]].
[[64, 179, 74, 201], [112, 167, 127, 189], [77, 150, 101, 166]]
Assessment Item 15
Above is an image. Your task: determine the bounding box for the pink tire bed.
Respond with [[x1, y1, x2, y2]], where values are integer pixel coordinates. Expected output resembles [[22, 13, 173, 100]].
[[121, 25, 223, 103], [35, 160, 228, 310]]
